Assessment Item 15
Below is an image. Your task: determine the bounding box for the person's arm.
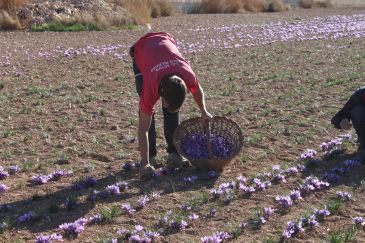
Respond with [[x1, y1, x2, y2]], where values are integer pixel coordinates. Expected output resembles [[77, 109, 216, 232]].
[[331, 89, 363, 129], [138, 111, 152, 167], [192, 83, 212, 120]]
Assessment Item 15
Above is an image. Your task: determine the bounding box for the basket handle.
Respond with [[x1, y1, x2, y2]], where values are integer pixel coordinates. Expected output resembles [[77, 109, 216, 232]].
[[203, 119, 212, 158]]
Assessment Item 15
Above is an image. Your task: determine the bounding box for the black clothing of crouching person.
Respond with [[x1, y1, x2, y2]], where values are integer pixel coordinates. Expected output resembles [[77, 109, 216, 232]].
[[331, 86, 365, 150]]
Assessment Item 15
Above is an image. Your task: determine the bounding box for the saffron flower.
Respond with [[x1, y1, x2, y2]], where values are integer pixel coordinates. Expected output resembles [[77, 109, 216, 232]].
[[0, 184, 9, 193], [299, 149, 317, 160], [210, 189, 222, 199], [275, 196, 293, 208], [272, 174, 287, 184], [353, 216, 364, 225], [201, 231, 231, 243], [0, 168, 9, 179], [106, 184, 121, 195], [134, 225, 144, 232], [313, 207, 330, 220], [263, 207, 275, 219], [300, 215, 318, 229], [289, 190, 302, 201], [239, 184, 256, 194], [17, 212, 34, 222], [188, 213, 199, 221], [236, 175, 247, 184], [180, 204, 192, 211], [183, 175, 198, 183], [31, 175, 50, 184], [89, 214, 102, 224], [122, 162, 133, 171], [283, 220, 303, 239], [8, 165, 19, 175], [72, 177, 97, 190], [59, 218, 87, 235], [121, 204, 136, 215], [343, 159, 361, 169], [336, 191, 352, 201], [35, 233, 63, 243], [137, 195, 150, 209], [207, 170, 219, 178], [283, 166, 299, 176]]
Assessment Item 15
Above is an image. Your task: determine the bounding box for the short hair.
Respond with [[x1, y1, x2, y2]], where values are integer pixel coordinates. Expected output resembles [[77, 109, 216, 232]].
[[159, 75, 187, 112]]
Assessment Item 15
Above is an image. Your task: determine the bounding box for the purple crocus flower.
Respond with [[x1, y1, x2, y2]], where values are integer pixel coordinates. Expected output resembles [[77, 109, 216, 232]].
[[343, 159, 361, 169], [283, 220, 303, 239], [239, 184, 256, 194], [121, 203, 136, 215], [289, 190, 302, 201], [353, 216, 364, 225], [89, 214, 102, 224], [134, 225, 144, 232], [0, 184, 9, 193], [299, 149, 317, 160], [201, 231, 231, 243], [144, 231, 160, 239], [31, 175, 50, 184], [122, 162, 133, 171], [336, 191, 352, 201], [272, 174, 287, 184], [49, 170, 69, 180], [188, 213, 199, 221], [275, 195, 293, 208], [105, 185, 121, 195], [170, 219, 188, 230], [137, 195, 150, 208], [115, 181, 129, 191], [340, 133, 352, 141], [331, 167, 346, 175], [284, 166, 299, 176], [183, 175, 198, 183], [314, 208, 330, 219], [35, 233, 63, 243], [59, 218, 86, 235], [236, 175, 247, 184], [180, 204, 192, 211], [210, 189, 222, 199], [0, 171, 9, 179], [301, 215, 318, 228], [17, 212, 33, 222], [207, 170, 219, 178], [129, 234, 142, 242], [263, 207, 275, 219], [8, 165, 19, 175], [272, 165, 281, 171], [117, 228, 130, 236], [322, 172, 341, 183]]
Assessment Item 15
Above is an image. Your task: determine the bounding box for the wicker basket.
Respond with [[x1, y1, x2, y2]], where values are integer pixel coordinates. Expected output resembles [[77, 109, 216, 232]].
[[173, 116, 244, 171]]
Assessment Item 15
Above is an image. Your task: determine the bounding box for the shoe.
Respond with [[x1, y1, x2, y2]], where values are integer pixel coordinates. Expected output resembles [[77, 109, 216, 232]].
[[139, 164, 157, 180], [166, 153, 190, 169]]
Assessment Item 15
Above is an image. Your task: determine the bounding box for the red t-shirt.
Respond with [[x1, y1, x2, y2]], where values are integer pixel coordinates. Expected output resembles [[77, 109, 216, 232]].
[[134, 32, 199, 115]]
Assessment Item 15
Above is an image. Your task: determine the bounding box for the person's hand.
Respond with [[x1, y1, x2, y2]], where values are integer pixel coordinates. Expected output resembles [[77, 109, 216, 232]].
[[339, 118, 352, 130], [200, 110, 213, 125]]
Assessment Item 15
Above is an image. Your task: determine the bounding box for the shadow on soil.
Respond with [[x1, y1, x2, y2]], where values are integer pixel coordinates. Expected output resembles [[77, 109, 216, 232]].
[[300, 149, 365, 188], [0, 166, 218, 234]]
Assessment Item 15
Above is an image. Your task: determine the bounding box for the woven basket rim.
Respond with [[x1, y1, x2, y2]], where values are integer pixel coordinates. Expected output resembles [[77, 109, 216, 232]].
[[173, 116, 244, 164]]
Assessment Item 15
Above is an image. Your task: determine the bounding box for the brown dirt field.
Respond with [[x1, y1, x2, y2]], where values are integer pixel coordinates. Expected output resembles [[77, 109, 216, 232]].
[[0, 7, 365, 243]]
